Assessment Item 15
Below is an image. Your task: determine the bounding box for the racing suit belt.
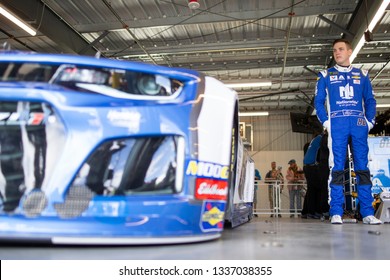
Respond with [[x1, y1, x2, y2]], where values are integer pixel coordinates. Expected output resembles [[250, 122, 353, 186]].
[[330, 110, 364, 118]]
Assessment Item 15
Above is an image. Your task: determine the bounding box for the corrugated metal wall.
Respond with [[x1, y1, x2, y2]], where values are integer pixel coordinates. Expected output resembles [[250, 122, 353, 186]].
[[241, 113, 313, 151]]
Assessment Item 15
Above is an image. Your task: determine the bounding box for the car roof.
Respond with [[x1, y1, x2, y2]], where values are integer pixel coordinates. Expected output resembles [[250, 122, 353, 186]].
[[0, 51, 200, 83]]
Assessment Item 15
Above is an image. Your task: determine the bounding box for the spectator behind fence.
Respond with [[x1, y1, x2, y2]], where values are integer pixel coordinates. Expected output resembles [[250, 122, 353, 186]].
[[286, 159, 305, 218], [265, 161, 284, 217]]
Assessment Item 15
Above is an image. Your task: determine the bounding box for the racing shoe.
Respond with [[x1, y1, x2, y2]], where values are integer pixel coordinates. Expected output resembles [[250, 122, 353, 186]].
[[331, 215, 343, 224], [362, 215, 383, 225]]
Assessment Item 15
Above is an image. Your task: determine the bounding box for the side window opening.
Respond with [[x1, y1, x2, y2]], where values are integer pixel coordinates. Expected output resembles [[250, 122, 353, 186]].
[[0, 62, 184, 98], [50, 64, 183, 97]]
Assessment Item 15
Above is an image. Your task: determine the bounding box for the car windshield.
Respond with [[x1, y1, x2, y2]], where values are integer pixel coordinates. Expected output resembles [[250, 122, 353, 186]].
[[0, 62, 58, 82]]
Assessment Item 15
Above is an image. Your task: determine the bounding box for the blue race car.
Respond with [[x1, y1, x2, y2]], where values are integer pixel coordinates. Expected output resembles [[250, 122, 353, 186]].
[[0, 51, 253, 245]]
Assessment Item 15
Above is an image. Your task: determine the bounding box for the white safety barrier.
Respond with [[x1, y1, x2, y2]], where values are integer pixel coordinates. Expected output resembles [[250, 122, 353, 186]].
[[253, 180, 307, 217]]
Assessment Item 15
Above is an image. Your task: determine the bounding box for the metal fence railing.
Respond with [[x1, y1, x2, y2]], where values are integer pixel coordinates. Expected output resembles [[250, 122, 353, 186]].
[[254, 180, 307, 217]]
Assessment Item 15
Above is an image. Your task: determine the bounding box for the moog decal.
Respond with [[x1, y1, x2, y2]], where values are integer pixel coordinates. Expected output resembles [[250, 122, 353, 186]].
[[186, 160, 229, 180]]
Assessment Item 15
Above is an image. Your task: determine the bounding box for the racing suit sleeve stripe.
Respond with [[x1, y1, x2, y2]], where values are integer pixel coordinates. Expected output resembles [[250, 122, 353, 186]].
[[314, 73, 328, 124], [362, 71, 376, 124]]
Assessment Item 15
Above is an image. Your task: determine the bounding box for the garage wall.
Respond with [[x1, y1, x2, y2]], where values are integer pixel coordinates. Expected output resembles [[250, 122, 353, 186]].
[[249, 150, 305, 181], [240, 112, 314, 151]]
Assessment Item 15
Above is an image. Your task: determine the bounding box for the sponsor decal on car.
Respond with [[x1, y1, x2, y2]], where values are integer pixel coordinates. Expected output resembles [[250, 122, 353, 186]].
[[186, 160, 229, 180], [200, 201, 225, 232], [107, 109, 141, 130], [0, 112, 46, 126], [195, 178, 228, 200]]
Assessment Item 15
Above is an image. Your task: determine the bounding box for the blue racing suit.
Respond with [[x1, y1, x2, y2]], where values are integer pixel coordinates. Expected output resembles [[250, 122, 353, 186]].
[[314, 64, 376, 218]]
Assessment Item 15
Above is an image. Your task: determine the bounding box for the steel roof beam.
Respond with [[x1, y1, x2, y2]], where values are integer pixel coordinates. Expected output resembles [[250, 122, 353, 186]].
[[74, 3, 357, 33], [317, 15, 355, 37], [1, 0, 96, 55]]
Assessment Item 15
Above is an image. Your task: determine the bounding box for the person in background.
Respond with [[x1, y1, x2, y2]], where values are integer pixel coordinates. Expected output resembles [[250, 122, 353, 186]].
[[314, 38, 382, 225], [276, 165, 285, 215], [265, 162, 284, 217], [253, 168, 261, 217], [318, 132, 330, 220], [286, 159, 305, 218], [302, 134, 323, 219]]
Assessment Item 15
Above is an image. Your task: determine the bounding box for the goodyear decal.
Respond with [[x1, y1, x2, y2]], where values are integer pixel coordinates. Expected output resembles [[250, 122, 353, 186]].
[[186, 160, 229, 180], [200, 201, 225, 232], [195, 178, 228, 200]]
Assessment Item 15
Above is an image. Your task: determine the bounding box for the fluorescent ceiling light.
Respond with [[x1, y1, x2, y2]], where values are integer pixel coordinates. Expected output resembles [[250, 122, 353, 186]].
[[350, 0, 390, 63], [0, 6, 36, 36], [239, 111, 269, 117], [226, 82, 272, 88], [350, 36, 365, 64], [368, 0, 390, 31], [376, 104, 390, 108]]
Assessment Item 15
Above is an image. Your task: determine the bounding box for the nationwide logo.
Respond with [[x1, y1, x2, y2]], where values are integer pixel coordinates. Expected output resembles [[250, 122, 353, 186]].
[[186, 160, 229, 180], [195, 178, 228, 200], [335, 100, 358, 106], [339, 83, 354, 99]]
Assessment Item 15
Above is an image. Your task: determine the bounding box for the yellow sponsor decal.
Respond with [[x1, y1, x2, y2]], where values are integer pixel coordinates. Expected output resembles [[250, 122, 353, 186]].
[[202, 206, 224, 226], [186, 160, 229, 179]]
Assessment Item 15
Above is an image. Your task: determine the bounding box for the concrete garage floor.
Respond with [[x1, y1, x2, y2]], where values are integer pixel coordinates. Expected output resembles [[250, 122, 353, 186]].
[[0, 217, 389, 260]]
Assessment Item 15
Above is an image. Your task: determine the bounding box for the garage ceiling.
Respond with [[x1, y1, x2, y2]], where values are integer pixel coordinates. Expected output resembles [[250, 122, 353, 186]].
[[1, 0, 390, 115]]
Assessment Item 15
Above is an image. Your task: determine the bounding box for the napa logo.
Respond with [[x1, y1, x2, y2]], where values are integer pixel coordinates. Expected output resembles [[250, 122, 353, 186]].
[[186, 160, 229, 180]]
